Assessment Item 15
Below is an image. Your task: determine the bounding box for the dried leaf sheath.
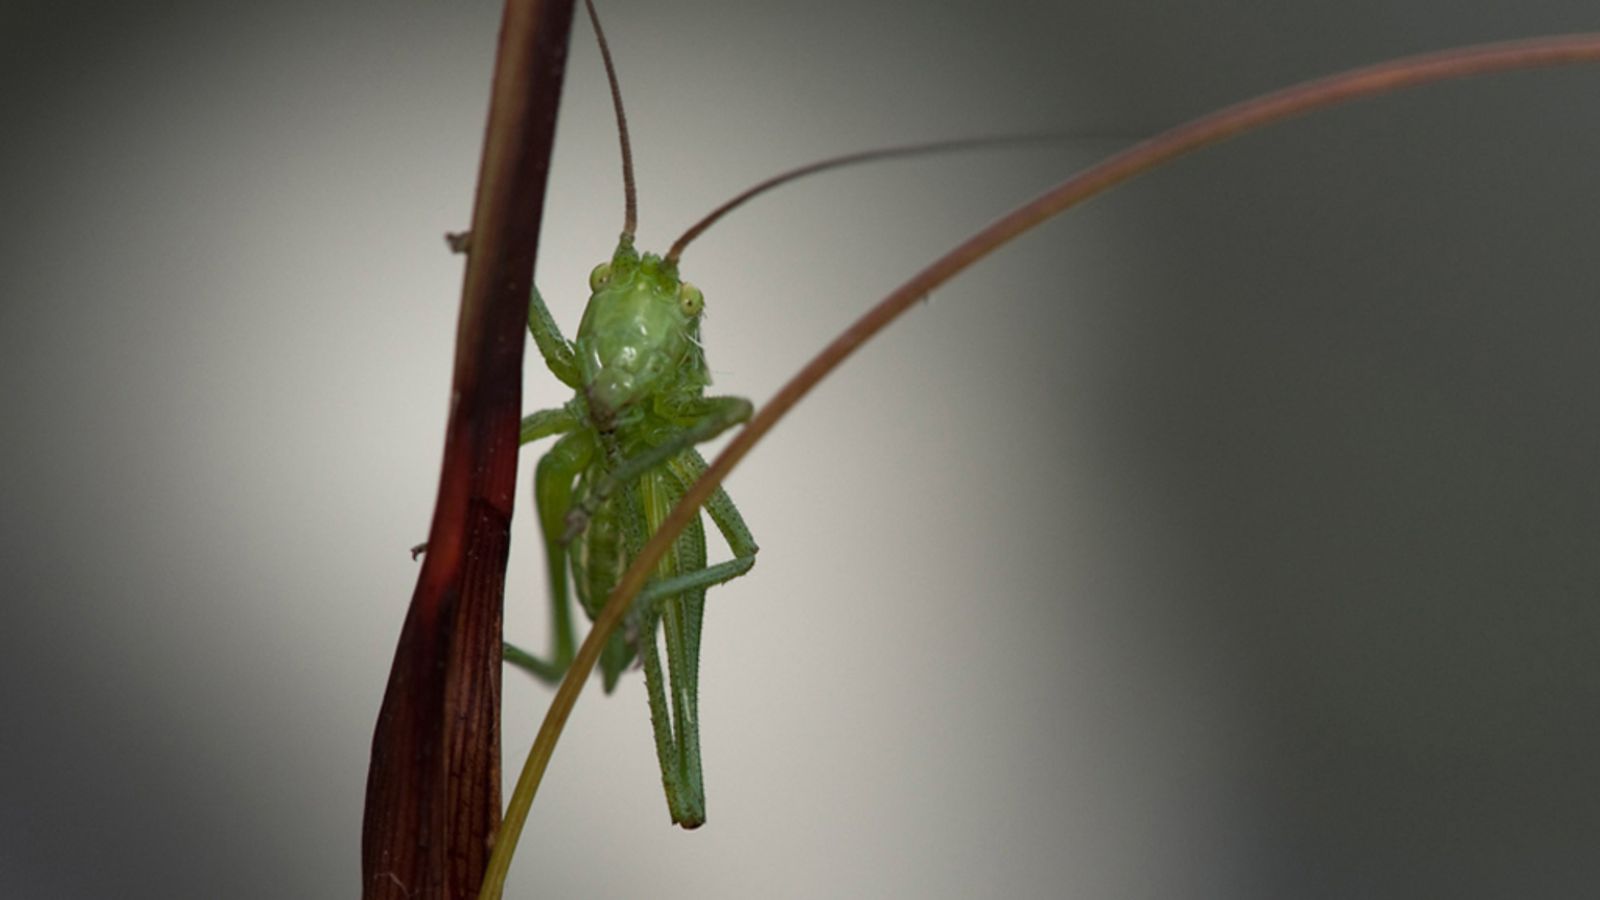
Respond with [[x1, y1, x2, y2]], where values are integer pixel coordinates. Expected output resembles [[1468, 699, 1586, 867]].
[[361, 1, 577, 897]]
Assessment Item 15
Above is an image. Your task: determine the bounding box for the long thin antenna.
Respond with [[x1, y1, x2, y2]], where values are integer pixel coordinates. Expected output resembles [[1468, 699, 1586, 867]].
[[665, 133, 1104, 264], [585, 0, 637, 240]]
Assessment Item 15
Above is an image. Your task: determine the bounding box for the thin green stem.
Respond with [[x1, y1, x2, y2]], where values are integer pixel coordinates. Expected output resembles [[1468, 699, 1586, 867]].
[[479, 32, 1600, 897]]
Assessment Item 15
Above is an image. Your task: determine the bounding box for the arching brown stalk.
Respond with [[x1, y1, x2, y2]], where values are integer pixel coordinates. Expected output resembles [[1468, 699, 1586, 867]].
[[479, 32, 1600, 896]]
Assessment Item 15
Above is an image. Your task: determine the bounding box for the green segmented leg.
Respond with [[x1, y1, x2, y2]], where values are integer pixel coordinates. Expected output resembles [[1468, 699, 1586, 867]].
[[572, 474, 638, 693], [560, 448, 759, 623], [504, 427, 596, 683], [662, 449, 757, 823], [518, 405, 578, 445], [565, 396, 753, 540], [638, 464, 706, 825], [528, 284, 580, 388], [633, 557, 755, 608], [629, 448, 759, 611], [627, 448, 757, 827], [501, 285, 583, 677], [670, 447, 759, 567]]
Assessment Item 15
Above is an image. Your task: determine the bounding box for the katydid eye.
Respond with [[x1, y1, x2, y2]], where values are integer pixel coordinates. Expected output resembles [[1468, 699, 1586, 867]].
[[678, 281, 703, 316], [588, 262, 612, 292]]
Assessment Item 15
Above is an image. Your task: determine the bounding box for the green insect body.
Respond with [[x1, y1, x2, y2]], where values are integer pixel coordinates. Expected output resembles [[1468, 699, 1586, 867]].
[[496, 0, 1041, 832], [506, 235, 758, 828]]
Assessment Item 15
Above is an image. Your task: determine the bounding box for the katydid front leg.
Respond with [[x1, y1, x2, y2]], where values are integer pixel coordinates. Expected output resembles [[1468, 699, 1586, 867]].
[[564, 395, 753, 541], [528, 284, 581, 388]]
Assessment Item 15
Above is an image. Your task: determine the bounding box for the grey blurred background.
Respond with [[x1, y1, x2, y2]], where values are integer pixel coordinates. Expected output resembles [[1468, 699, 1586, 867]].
[[4, 1, 1599, 897]]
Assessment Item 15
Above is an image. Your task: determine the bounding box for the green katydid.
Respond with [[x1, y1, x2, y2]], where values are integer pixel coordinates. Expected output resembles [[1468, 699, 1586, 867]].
[[497, 0, 756, 830], [493, 0, 1079, 829], [505, 234, 754, 832]]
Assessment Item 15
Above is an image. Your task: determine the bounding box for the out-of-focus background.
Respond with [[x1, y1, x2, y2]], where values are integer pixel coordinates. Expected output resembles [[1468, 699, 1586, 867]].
[[4, 1, 1599, 896]]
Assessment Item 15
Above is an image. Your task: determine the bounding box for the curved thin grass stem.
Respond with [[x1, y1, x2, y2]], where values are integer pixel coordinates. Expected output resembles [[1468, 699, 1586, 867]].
[[479, 33, 1600, 898]]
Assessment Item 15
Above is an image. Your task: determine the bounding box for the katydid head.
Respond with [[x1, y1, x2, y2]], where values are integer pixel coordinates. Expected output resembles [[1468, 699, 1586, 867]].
[[575, 239, 706, 427], [572, 0, 703, 426]]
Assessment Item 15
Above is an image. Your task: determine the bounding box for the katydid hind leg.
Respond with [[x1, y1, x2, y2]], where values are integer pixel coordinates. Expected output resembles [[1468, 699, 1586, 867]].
[[617, 451, 758, 826], [660, 467, 709, 827], [624, 447, 759, 608], [619, 476, 701, 825], [672, 447, 758, 562], [632, 557, 754, 609], [635, 594, 693, 824], [570, 478, 636, 693]]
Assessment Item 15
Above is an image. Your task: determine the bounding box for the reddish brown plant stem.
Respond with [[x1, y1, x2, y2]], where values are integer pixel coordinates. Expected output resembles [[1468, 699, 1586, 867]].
[[362, 1, 577, 898], [490, 31, 1600, 872]]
